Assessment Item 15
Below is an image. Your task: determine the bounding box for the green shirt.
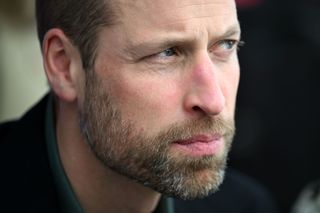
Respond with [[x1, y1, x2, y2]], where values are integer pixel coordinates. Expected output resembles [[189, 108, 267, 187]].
[[45, 95, 175, 213]]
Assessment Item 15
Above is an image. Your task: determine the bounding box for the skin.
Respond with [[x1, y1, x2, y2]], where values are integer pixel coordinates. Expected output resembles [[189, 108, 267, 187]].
[[43, 0, 240, 212]]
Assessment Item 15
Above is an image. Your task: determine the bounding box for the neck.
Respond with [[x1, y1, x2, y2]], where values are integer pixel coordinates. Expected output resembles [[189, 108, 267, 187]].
[[55, 101, 161, 213]]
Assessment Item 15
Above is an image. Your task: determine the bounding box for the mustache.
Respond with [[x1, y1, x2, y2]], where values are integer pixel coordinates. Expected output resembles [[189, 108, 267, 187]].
[[152, 116, 235, 145]]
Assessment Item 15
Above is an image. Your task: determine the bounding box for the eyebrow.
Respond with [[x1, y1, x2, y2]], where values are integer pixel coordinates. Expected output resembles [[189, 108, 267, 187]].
[[124, 24, 241, 58], [218, 24, 241, 40], [208, 24, 241, 46], [124, 36, 192, 59]]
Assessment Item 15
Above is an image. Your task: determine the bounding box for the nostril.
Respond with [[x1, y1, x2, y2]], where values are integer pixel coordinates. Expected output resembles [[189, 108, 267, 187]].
[[192, 106, 202, 112]]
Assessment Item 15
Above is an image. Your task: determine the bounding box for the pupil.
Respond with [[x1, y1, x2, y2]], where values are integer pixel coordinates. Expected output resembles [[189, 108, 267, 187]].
[[165, 49, 174, 56], [226, 41, 234, 49]]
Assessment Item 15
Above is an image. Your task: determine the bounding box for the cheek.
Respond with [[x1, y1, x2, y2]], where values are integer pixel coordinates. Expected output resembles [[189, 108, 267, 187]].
[[221, 64, 240, 112], [107, 74, 182, 133], [220, 60, 240, 114]]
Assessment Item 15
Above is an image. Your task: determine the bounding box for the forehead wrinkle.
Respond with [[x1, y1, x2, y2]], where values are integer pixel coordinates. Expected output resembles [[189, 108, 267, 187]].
[[117, 0, 236, 26], [158, 17, 240, 42], [153, 5, 238, 36], [158, 5, 234, 25], [123, 0, 233, 12], [164, 1, 234, 12], [158, 15, 232, 29]]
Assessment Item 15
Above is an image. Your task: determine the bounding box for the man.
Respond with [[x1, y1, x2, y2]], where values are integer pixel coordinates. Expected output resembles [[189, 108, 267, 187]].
[[0, 0, 278, 212]]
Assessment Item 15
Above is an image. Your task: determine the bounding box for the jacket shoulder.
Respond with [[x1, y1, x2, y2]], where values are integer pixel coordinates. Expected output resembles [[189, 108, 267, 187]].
[[0, 95, 59, 212]]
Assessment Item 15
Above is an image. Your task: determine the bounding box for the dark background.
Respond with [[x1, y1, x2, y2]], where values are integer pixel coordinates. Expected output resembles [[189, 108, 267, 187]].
[[230, 0, 320, 212]]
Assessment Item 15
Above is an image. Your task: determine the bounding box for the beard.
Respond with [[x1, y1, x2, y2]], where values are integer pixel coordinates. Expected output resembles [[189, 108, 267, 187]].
[[79, 71, 235, 200]]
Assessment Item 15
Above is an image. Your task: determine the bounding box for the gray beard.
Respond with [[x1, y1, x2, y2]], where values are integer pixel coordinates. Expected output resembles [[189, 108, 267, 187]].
[[79, 72, 234, 199]]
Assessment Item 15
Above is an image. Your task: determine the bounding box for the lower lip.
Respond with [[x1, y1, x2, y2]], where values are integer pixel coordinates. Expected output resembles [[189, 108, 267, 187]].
[[172, 138, 223, 157]]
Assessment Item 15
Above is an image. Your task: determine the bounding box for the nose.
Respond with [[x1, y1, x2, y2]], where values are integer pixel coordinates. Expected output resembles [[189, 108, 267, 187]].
[[183, 53, 225, 117]]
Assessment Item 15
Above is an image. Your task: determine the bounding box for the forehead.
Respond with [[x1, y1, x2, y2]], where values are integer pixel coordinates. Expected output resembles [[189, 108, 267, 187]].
[[114, 0, 238, 32]]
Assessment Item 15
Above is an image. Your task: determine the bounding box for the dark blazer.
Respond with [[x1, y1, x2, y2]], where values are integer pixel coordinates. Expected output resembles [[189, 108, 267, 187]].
[[0, 96, 278, 212]]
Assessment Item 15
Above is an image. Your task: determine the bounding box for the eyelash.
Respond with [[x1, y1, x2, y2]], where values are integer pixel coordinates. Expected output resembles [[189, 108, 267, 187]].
[[216, 39, 243, 51]]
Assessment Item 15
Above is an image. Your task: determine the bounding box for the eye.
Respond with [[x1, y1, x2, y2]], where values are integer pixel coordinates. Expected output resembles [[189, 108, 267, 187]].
[[219, 39, 238, 50], [210, 39, 243, 60], [144, 47, 179, 65], [157, 48, 177, 57]]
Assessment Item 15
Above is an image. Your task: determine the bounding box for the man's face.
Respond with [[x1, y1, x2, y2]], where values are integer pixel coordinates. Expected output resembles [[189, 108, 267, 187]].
[[79, 0, 240, 199]]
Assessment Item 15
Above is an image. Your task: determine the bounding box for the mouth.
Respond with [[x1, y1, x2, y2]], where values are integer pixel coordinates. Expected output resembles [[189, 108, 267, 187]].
[[172, 135, 223, 157]]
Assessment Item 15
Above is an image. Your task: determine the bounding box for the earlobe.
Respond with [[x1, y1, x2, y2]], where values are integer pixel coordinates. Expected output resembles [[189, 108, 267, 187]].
[[43, 29, 81, 102]]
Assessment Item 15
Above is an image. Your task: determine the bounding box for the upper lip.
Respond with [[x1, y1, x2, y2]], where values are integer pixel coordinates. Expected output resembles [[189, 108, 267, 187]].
[[174, 134, 222, 145]]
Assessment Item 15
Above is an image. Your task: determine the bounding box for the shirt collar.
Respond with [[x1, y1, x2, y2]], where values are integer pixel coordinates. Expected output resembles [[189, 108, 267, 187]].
[[45, 95, 83, 213]]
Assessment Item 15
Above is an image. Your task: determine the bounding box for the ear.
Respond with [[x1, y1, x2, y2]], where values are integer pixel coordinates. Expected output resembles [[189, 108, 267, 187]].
[[43, 28, 84, 102]]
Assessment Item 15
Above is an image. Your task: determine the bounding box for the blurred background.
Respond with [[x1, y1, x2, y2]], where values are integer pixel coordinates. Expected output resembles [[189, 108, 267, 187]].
[[230, 0, 320, 212], [0, 0, 320, 213], [0, 0, 48, 122]]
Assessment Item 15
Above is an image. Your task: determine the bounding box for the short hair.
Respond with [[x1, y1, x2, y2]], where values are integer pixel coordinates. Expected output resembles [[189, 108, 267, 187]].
[[36, 0, 116, 71]]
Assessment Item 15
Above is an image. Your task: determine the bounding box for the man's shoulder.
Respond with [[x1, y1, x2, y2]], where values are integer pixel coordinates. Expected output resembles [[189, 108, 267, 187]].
[[174, 169, 279, 213], [0, 95, 47, 149], [0, 95, 59, 212], [0, 120, 16, 143]]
